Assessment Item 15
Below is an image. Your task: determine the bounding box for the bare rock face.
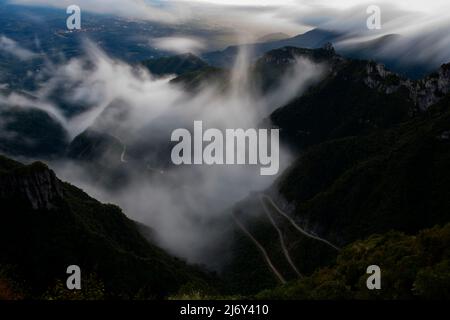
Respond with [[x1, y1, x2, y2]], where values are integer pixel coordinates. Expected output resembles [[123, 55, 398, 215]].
[[364, 61, 450, 111], [0, 162, 63, 210], [411, 63, 450, 110], [364, 61, 407, 94]]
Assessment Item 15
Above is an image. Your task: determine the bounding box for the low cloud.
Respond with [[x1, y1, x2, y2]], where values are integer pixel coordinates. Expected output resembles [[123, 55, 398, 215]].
[[3, 42, 323, 268], [11, 0, 181, 24], [8, 0, 450, 69], [0, 35, 38, 60], [0, 90, 67, 126], [5, 0, 450, 268], [151, 36, 206, 54]]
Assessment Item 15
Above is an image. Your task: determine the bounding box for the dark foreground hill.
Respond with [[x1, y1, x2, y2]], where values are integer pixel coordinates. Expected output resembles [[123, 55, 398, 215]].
[[0, 155, 212, 299], [256, 223, 450, 300], [220, 95, 450, 296], [217, 48, 450, 298]]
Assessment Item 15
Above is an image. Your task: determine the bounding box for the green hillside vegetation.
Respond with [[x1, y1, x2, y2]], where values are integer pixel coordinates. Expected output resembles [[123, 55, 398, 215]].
[[221, 95, 450, 296], [0, 155, 214, 299], [256, 223, 450, 300], [278, 95, 450, 243], [1, 45, 450, 300], [271, 59, 412, 149], [173, 223, 450, 300], [218, 49, 450, 297]]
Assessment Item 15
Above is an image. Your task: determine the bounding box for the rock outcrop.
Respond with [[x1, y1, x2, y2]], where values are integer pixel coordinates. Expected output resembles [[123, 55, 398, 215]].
[[363, 61, 450, 111], [411, 63, 450, 110], [0, 162, 63, 210]]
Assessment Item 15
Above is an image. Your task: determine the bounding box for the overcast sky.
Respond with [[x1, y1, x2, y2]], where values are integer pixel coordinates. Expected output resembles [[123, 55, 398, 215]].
[[8, 0, 450, 43], [8, 0, 450, 63]]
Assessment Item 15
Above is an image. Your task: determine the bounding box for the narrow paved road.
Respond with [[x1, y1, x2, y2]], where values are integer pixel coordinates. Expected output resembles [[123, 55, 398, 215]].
[[260, 194, 341, 251], [232, 213, 286, 284], [260, 196, 302, 278], [110, 134, 127, 163], [120, 144, 127, 163]]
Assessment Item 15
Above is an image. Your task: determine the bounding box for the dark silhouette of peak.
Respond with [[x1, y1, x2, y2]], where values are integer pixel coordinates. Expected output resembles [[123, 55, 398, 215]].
[[0, 154, 212, 299], [256, 33, 290, 43], [142, 53, 209, 76], [202, 28, 342, 67]]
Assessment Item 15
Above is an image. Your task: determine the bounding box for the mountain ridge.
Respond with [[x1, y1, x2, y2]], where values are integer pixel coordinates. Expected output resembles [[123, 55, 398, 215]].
[[0, 154, 214, 299]]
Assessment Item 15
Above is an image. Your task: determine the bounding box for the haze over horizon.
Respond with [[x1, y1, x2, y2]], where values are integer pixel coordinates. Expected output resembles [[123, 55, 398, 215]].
[[1, 0, 450, 303]]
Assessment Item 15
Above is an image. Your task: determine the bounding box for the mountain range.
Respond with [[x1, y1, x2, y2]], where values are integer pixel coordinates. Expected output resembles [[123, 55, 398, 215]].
[[0, 155, 215, 299], [1, 27, 450, 299]]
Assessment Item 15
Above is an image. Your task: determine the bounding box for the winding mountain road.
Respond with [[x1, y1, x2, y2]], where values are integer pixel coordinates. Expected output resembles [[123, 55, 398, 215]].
[[260, 196, 302, 278], [260, 194, 341, 251], [231, 213, 286, 284], [120, 144, 127, 163]]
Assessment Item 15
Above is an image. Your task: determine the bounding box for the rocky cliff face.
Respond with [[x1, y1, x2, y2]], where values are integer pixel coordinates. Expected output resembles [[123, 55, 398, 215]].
[[411, 63, 450, 110], [364, 61, 405, 94], [364, 61, 450, 111], [260, 47, 450, 113], [0, 154, 211, 298], [0, 162, 63, 210]]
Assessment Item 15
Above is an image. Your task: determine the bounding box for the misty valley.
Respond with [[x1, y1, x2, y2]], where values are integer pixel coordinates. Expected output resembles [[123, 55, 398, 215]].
[[0, 0, 449, 304]]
